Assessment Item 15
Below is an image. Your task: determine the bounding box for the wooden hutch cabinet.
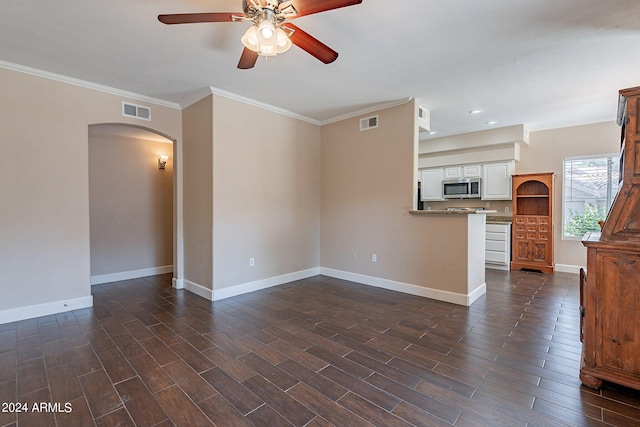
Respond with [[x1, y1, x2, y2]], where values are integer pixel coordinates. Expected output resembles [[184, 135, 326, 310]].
[[580, 86, 640, 390], [511, 173, 555, 274]]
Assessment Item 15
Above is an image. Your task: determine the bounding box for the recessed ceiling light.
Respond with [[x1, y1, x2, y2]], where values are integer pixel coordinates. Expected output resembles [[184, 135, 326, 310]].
[[485, 120, 498, 125], [468, 109, 483, 114]]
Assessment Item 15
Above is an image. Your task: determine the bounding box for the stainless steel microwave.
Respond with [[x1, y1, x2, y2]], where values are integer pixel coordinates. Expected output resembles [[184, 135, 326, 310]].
[[443, 178, 481, 199]]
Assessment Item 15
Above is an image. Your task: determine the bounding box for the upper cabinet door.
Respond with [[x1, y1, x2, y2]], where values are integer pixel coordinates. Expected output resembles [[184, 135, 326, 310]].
[[444, 167, 462, 179], [482, 161, 514, 200], [462, 164, 482, 178], [420, 168, 444, 200]]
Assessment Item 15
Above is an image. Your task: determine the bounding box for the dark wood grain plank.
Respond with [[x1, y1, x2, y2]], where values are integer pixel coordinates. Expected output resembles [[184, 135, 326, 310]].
[[78, 369, 123, 418], [17, 357, 47, 396], [200, 367, 263, 415], [238, 352, 299, 391], [244, 374, 315, 426], [47, 363, 84, 404], [338, 392, 412, 427], [153, 385, 213, 426], [198, 394, 254, 427], [115, 376, 169, 426], [287, 382, 370, 427], [163, 359, 217, 403], [128, 354, 175, 393]]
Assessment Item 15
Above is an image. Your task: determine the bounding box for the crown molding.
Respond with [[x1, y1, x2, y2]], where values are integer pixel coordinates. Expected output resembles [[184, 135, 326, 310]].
[[0, 60, 181, 110], [208, 86, 322, 125], [178, 87, 218, 110], [319, 97, 413, 125], [1, 60, 412, 125]]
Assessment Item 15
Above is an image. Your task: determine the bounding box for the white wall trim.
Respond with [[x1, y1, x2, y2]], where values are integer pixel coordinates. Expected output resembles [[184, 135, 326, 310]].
[[320, 97, 413, 126], [208, 86, 412, 128], [0, 60, 411, 127], [0, 295, 93, 325], [184, 279, 214, 301], [320, 267, 485, 306], [91, 265, 173, 285], [172, 277, 184, 290], [555, 263, 584, 274], [0, 60, 181, 110], [212, 268, 321, 301], [181, 267, 486, 306], [208, 86, 322, 126], [467, 282, 487, 306]]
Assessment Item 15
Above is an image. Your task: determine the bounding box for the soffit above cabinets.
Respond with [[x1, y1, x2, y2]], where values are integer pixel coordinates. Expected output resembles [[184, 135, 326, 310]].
[[417, 124, 526, 169]]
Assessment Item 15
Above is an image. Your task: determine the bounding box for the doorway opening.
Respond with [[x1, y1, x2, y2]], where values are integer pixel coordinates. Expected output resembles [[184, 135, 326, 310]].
[[88, 123, 175, 285]]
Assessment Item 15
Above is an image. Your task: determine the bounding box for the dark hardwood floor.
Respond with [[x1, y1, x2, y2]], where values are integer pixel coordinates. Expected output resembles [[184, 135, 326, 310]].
[[2, 270, 640, 426]]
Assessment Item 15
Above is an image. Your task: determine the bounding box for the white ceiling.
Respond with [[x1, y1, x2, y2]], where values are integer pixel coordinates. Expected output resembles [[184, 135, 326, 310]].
[[2, 0, 640, 138]]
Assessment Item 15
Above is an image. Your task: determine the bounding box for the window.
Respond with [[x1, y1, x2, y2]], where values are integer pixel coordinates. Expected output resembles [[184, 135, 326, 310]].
[[562, 154, 620, 239]]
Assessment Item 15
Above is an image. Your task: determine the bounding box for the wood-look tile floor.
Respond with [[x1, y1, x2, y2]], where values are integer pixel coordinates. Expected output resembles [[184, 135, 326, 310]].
[[2, 270, 640, 426]]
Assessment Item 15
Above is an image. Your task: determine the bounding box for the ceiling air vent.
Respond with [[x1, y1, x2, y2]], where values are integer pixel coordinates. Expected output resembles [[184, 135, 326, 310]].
[[122, 102, 151, 121], [359, 115, 378, 131]]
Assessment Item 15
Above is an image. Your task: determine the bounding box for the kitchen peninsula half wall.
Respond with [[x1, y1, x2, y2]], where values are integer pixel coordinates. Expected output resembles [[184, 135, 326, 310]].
[[409, 209, 495, 306]]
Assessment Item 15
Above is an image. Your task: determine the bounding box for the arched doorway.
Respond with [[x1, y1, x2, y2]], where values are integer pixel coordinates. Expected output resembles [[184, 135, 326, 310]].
[[88, 123, 178, 285]]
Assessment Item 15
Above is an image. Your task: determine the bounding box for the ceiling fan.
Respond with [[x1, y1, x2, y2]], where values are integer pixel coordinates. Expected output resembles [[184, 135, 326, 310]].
[[158, 0, 363, 69]]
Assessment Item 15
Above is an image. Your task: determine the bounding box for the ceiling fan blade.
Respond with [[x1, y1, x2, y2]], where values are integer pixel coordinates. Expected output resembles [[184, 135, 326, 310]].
[[283, 24, 338, 64], [238, 48, 259, 69], [158, 13, 244, 25], [282, 0, 362, 18]]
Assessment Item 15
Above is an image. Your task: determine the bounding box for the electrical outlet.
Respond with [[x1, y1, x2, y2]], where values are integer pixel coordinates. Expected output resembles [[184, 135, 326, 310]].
[[351, 251, 357, 260], [505, 206, 510, 213], [372, 253, 377, 263], [249, 257, 255, 267], [485, 201, 491, 208]]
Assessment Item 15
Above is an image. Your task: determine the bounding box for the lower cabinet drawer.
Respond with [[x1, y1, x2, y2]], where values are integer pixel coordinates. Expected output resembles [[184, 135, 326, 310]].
[[486, 240, 508, 252], [486, 232, 507, 241], [487, 224, 509, 233], [486, 250, 509, 264]]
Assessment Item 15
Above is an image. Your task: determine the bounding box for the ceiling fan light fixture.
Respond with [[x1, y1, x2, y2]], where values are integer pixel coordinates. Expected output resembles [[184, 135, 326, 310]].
[[275, 27, 292, 53], [258, 18, 276, 44], [158, 0, 364, 69], [241, 25, 259, 51]]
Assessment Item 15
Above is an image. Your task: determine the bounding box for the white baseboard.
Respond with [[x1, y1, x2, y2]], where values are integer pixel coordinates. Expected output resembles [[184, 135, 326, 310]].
[[183, 279, 213, 300], [179, 268, 321, 302], [213, 268, 321, 301], [320, 267, 485, 306], [91, 265, 173, 285], [554, 264, 584, 274], [0, 295, 93, 325], [172, 277, 184, 289]]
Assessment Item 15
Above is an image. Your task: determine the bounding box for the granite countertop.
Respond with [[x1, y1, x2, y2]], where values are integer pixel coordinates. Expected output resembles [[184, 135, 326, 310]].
[[409, 210, 498, 215]]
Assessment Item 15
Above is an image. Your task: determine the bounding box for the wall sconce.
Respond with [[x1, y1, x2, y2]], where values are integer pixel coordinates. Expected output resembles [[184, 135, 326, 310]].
[[158, 155, 169, 170]]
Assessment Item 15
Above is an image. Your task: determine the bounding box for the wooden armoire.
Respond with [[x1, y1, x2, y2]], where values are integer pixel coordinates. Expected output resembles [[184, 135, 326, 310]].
[[511, 173, 555, 274], [580, 86, 640, 390]]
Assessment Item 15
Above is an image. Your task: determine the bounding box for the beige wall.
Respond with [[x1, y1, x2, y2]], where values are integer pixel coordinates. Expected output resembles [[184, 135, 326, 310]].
[[211, 95, 321, 290], [0, 67, 181, 314], [182, 96, 214, 289], [518, 121, 620, 268], [89, 132, 173, 276], [321, 100, 477, 296]]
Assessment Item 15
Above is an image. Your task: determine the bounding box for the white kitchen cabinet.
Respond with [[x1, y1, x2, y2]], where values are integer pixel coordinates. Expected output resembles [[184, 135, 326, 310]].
[[462, 164, 482, 178], [444, 167, 462, 179], [444, 164, 481, 180], [486, 223, 511, 270], [482, 161, 514, 200], [420, 168, 444, 200]]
